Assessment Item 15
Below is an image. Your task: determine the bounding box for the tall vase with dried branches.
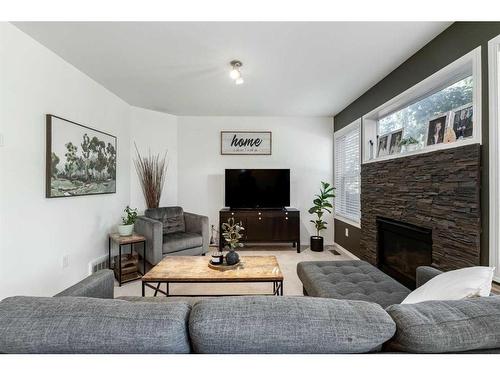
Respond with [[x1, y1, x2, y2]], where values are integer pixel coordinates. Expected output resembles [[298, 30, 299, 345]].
[[134, 143, 168, 209]]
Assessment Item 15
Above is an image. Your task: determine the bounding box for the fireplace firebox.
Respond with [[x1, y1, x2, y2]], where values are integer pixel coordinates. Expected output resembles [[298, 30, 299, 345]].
[[377, 217, 432, 289]]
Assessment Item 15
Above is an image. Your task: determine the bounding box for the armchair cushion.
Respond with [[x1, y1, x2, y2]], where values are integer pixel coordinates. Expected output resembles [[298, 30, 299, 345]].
[[145, 207, 185, 235], [163, 232, 203, 254]]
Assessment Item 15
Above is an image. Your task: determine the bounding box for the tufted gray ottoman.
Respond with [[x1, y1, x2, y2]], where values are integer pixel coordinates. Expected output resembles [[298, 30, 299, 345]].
[[297, 260, 411, 308]]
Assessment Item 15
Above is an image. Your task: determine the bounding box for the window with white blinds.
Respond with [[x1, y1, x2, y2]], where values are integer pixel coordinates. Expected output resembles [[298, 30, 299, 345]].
[[334, 120, 361, 224]]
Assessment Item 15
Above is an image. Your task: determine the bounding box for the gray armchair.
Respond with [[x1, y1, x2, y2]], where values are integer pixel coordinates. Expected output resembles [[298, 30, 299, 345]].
[[135, 206, 209, 265]]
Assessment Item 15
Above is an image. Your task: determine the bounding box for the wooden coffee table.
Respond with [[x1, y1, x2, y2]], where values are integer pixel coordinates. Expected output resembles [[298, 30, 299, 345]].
[[141, 256, 284, 297]]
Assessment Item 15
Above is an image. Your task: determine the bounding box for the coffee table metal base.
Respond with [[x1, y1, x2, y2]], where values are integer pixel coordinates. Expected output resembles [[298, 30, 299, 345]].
[[142, 280, 284, 297]]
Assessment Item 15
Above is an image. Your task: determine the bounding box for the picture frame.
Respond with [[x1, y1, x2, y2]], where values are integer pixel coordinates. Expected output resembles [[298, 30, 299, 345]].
[[46, 114, 117, 198], [426, 114, 448, 146], [377, 133, 389, 157], [221, 131, 272, 155], [451, 103, 473, 140], [388, 129, 403, 155]]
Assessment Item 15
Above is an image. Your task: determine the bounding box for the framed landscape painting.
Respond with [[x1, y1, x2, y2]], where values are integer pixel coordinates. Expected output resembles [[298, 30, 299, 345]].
[[46, 114, 117, 198]]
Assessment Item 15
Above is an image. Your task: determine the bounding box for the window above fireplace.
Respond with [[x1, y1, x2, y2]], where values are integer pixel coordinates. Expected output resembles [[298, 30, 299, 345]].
[[362, 47, 482, 164], [378, 76, 473, 145]]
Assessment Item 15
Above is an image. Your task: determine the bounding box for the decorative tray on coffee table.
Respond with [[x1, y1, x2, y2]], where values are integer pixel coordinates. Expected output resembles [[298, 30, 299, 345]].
[[208, 260, 241, 270]]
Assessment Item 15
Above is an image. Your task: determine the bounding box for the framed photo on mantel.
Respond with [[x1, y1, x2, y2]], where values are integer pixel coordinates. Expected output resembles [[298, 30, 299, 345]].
[[221, 131, 272, 155]]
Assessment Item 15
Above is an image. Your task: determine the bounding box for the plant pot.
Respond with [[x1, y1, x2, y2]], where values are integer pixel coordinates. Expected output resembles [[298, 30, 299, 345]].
[[118, 224, 134, 237], [407, 144, 417, 152], [310, 236, 324, 252], [225, 250, 240, 265]]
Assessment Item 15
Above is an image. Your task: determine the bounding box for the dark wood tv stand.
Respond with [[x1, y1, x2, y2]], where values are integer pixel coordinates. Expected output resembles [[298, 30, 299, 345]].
[[219, 208, 300, 253]]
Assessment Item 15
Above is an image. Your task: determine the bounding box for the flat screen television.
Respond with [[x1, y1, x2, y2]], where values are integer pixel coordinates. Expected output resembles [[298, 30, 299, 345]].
[[225, 169, 290, 209]]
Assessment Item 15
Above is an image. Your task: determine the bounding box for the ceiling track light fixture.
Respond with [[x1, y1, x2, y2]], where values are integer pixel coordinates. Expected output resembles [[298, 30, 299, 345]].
[[230, 60, 244, 85]]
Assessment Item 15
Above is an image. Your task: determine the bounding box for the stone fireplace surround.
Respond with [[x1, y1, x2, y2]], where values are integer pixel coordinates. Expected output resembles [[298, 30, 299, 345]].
[[360, 143, 481, 271]]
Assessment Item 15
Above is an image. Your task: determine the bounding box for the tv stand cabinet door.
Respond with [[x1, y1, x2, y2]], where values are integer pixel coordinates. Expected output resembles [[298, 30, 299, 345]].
[[245, 214, 273, 241], [272, 213, 299, 241]]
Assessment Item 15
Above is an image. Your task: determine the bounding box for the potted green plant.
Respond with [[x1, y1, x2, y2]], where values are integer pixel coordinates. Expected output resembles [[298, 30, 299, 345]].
[[399, 136, 419, 152], [118, 206, 138, 236], [221, 217, 245, 265], [308, 181, 335, 252]]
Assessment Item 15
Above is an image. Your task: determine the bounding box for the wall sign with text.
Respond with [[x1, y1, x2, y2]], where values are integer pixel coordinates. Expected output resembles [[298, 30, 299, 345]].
[[220, 131, 272, 155]]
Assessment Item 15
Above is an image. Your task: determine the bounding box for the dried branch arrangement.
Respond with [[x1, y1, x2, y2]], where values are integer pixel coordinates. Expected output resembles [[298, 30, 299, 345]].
[[134, 143, 168, 209]]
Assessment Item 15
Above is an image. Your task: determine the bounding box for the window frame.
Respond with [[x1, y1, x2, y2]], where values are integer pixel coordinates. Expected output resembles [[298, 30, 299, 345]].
[[333, 118, 361, 228], [489, 34, 500, 283], [361, 47, 482, 164]]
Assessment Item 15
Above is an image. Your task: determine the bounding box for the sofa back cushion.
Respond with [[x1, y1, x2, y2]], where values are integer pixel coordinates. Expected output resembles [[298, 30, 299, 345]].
[[385, 295, 500, 353], [189, 296, 396, 354], [146, 206, 185, 234], [0, 296, 191, 354]]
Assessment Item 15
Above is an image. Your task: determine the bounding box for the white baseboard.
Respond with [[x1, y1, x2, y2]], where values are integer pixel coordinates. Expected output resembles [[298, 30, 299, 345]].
[[333, 242, 359, 260]]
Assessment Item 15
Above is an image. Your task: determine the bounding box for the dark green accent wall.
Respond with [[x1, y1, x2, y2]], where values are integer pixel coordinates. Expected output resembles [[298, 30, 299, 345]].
[[334, 22, 500, 265], [334, 219, 361, 255]]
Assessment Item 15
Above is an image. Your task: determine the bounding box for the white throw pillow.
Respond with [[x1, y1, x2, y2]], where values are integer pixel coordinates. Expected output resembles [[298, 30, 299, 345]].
[[401, 266, 495, 304]]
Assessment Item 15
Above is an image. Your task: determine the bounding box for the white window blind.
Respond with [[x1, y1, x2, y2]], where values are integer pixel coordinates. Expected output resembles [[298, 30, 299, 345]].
[[334, 121, 361, 224]]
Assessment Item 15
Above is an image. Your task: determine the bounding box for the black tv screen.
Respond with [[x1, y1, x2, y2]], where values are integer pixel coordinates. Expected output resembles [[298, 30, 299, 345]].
[[225, 169, 290, 209]]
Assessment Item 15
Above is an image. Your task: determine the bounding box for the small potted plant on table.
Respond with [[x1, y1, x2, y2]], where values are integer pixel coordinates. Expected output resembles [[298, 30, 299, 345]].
[[308, 181, 335, 252], [221, 217, 245, 265], [118, 206, 138, 236]]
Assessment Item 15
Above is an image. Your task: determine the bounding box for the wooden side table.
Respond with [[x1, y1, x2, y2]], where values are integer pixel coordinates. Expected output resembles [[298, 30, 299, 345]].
[[108, 233, 146, 286]]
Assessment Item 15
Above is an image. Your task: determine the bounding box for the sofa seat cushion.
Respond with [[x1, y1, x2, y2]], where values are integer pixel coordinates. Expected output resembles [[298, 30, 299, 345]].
[[297, 260, 410, 308], [385, 296, 500, 353], [162, 232, 203, 253], [145, 206, 185, 234], [189, 296, 396, 354], [0, 296, 191, 354]]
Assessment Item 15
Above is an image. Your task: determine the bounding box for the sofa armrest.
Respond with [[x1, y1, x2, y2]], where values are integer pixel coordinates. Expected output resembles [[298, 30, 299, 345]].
[[416, 266, 443, 288], [54, 269, 114, 299], [135, 216, 163, 265], [184, 212, 209, 254]]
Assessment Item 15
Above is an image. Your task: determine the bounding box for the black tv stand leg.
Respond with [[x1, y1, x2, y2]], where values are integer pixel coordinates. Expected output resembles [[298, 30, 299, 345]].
[[295, 240, 300, 253]]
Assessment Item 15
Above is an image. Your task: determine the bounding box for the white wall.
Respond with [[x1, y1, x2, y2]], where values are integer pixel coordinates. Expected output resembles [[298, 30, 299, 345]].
[[130, 106, 178, 213], [177, 116, 334, 245], [0, 23, 132, 298]]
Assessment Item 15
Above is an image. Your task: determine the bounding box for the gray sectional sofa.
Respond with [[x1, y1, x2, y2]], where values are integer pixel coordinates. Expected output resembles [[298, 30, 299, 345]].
[[0, 261, 499, 354]]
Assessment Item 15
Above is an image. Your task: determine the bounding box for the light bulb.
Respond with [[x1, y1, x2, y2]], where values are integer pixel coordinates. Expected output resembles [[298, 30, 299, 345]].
[[230, 69, 241, 80], [235, 77, 244, 85]]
